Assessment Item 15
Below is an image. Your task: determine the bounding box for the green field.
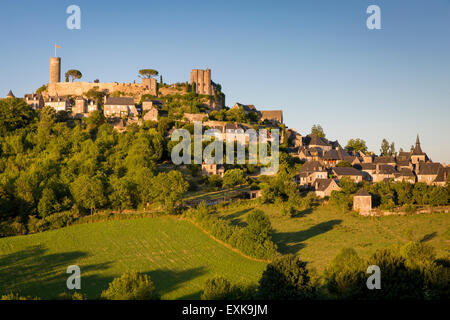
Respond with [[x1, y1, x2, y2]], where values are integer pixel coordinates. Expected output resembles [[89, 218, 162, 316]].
[[0, 217, 266, 299], [218, 203, 450, 272]]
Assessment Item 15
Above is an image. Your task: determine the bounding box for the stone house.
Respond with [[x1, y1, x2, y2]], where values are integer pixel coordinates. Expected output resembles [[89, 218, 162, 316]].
[[371, 164, 398, 182], [233, 103, 257, 114], [44, 96, 70, 112], [24, 93, 44, 109], [416, 163, 443, 185], [394, 168, 416, 183], [72, 98, 99, 118], [353, 188, 372, 216], [374, 156, 396, 167], [104, 97, 137, 118], [332, 167, 363, 183], [306, 135, 332, 152], [360, 163, 376, 181], [142, 99, 163, 111], [432, 166, 449, 187], [201, 163, 225, 177], [294, 161, 328, 187], [259, 110, 283, 124], [184, 113, 208, 123], [314, 179, 341, 198]]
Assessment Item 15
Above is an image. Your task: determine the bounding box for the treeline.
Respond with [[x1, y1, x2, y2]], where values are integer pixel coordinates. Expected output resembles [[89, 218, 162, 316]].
[[185, 202, 278, 260], [0, 99, 188, 236], [330, 178, 450, 212]]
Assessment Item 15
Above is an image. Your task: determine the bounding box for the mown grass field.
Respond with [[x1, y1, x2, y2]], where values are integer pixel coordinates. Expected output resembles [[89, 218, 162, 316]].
[[0, 217, 266, 300], [218, 203, 450, 272]]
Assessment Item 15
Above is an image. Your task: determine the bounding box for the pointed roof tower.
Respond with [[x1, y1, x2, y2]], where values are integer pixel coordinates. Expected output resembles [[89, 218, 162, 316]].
[[412, 134, 425, 155], [6, 90, 15, 98]]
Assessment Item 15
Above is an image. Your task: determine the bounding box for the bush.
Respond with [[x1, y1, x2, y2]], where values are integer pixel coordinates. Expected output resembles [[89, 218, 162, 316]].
[[1, 293, 39, 300], [201, 276, 234, 300], [324, 248, 367, 299], [258, 254, 315, 300], [101, 271, 160, 300]]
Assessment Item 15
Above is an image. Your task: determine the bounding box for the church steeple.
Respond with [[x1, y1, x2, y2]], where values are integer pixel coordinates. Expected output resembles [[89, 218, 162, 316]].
[[412, 134, 425, 156]]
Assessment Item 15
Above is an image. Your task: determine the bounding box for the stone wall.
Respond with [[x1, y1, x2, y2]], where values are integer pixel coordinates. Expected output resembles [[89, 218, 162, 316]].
[[47, 82, 155, 102]]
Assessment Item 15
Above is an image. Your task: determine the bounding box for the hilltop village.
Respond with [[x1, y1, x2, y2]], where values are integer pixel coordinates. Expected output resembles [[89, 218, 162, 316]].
[[2, 56, 449, 215]]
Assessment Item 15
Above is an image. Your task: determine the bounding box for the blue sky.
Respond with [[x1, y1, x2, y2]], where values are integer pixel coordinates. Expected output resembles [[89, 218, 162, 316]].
[[1, 0, 449, 162]]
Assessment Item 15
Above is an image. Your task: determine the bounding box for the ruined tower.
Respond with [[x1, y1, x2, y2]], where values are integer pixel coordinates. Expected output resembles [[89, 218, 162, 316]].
[[50, 57, 61, 84], [190, 68, 212, 95]]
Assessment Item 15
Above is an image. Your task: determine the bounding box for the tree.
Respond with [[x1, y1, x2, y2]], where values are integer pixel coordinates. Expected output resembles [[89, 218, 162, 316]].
[[65, 69, 82, 82], [101, 272, 160, 300], [258, 254, 315, 300], [138, 69, 159, 79], [324, 248, 367, 299], [149, 171, 189, 213], [345, 138, 367, 153], [311, 124, 325, 138], [201, 277, 234, 300], [0, 98, 36, 135], [336, 161, 352, 168], [222, 169, 245, 188], [380, 138, 396, 156], [70, 175, 106, 214]]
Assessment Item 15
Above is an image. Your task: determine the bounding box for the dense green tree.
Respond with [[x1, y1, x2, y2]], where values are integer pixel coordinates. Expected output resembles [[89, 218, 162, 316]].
[[70, 175, 106, 214], [345, 138, 367, 153], [324, 248, 367, 299], [138, 69, 159, 79], [311, 124, 325, 138], [201, 276, 234, 300], [65, 69, 82, 82], [0, 99, 36, 135], [223, 169, 245, 188], [258, 254, 315, 300], [336, 160, 352, 167], [101, 272, 160, 300]]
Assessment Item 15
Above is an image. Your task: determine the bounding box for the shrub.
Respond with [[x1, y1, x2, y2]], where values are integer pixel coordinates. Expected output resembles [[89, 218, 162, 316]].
[[324, 248, 367, 299], [101, 271, 160, 300], [201, 276, 234, 300], [258, 254, 315, 300]]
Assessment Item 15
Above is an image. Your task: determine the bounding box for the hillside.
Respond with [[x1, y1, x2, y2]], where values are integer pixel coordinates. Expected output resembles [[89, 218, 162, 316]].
[[0, 217, 266, 299], [217, 203, 450, 272]]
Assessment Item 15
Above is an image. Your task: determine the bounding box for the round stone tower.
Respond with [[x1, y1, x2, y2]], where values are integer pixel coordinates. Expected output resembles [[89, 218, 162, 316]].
[[50, 57, 61, 84]]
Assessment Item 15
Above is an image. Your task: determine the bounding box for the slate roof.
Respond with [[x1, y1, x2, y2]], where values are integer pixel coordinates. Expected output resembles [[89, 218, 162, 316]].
[[308, 135, 330, 147], [355, 188, 370, 197], [374, 156, 396, 164], [104, 97, 135, 105], [378, 165, 397, 175], [315, 179, 335, 191], [300, 161, 326, 173], [260, 110, 283, 123], [361, 163, 376, 170], [332, 167, 363, 176], [418, 163, 442, 175], [6, 90, 15, 98], [323, 149, 339, 160], [398, 168, 415, 177]]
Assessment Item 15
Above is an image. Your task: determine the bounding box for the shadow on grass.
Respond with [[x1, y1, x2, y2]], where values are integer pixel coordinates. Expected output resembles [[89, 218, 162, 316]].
[[291, 208, 314, 218], [147, 267, 207, 298], [0, 245, 112, 299], [221, 208, 254, 227], [420, 232, 437, 243], [272, 219, 342, 254]]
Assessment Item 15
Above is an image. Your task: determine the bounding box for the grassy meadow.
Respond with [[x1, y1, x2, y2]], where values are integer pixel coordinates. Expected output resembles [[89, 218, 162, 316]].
[[0, 217, 266, 299], [217, 203, 450, 272]]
